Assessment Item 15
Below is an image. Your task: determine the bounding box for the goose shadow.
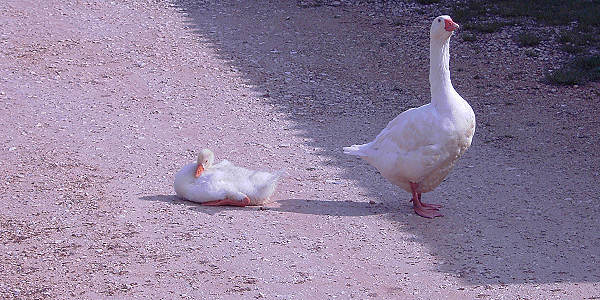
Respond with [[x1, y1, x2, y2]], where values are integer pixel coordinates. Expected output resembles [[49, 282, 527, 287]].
[[140, 195, 395, 217], [139, 194, 251, 215], [266, 198, 396, 216]]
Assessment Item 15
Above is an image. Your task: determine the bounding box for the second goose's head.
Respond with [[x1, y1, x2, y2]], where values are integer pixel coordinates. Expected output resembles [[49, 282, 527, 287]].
[[195, 149, 215, 178]]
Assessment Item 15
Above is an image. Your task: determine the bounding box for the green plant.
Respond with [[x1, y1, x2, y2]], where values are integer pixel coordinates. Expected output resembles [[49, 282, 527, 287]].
[[516, 32, 542, 47], [545, 69, 584, 85], [415, 0, 441, 4], [451, 1, 487, 22], [558, 31, 587, 45], [524, 49, 538, 57], [465, 21, 509, 33], [561, 44, 583, 54], [546, 56, 600, 85], [391, 18, 403, 27], [461, 33, 477, 42], [574, 56, 600, 81]]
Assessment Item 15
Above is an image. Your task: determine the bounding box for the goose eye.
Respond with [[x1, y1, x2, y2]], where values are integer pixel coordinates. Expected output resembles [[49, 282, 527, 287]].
[[437, 19, 441, 23]]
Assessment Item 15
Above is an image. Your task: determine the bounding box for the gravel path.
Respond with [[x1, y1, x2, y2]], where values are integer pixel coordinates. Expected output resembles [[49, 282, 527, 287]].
[[1, 0, 599, 299]]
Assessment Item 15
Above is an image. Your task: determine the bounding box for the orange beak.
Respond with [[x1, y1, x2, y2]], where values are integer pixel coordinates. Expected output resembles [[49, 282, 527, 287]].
[[194, 164, 204, 178], [444, 18, 459, 32]]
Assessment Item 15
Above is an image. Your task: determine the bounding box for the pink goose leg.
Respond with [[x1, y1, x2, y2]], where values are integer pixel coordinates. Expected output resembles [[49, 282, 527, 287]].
[[201, 197, 251, 207], [410, 182, 443, 218], [418, 192, 442, 209]]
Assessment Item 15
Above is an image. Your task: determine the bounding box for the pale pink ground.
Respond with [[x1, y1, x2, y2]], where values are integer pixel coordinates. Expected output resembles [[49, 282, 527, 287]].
[[1, 0, 599, 299]]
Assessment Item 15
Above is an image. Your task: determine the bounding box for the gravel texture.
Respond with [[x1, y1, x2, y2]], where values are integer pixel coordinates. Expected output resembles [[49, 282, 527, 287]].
[[1, 0, 599, 299]]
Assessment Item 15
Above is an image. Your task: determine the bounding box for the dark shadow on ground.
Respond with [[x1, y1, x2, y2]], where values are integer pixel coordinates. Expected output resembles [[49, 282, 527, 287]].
[[140, 194, 183, 204], [168, 0, 600, 286], [270, 199, 395, 216], [140, 195, 393, 216], [140, 194, 251, 215]]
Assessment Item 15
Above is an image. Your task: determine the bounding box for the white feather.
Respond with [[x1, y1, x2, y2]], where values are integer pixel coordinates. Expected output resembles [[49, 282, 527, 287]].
[[174, 151, 280, 205]]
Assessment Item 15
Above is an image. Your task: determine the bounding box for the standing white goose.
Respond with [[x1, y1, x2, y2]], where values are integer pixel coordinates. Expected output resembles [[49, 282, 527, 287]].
[[343, 15, 475, 218]]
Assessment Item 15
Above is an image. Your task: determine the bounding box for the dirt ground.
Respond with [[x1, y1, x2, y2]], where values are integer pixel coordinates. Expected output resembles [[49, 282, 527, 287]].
[[1, 0, 599, 299]]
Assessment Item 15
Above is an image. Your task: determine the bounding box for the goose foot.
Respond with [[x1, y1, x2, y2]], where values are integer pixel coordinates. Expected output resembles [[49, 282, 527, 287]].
[[408, 196, 442, 209], [420, 201, 442, 209], [409, 182, 443, 218], [413, 203, 444, 218], [202, 197, 251, 207]]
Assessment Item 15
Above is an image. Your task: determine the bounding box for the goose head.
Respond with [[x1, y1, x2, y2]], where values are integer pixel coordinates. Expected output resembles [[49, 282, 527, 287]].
[[195, 148, 215, 178], [430, 15, 459, 40]]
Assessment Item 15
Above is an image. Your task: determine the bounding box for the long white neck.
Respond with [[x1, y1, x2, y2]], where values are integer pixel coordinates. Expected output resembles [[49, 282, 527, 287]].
[[429, 37, 455, 106]]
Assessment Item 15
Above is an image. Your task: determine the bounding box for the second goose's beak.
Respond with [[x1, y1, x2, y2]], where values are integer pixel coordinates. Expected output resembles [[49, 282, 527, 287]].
[[194, 164, 204, 178]]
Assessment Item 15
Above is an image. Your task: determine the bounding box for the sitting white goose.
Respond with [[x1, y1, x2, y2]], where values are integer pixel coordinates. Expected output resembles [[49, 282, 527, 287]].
[[343, 15, 475, 218], [174, 149, 279, 206]]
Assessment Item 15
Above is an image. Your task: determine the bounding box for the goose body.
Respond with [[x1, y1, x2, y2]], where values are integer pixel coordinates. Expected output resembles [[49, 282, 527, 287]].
[[174, 149, 279, 206], [343, 16, 475, 218]]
